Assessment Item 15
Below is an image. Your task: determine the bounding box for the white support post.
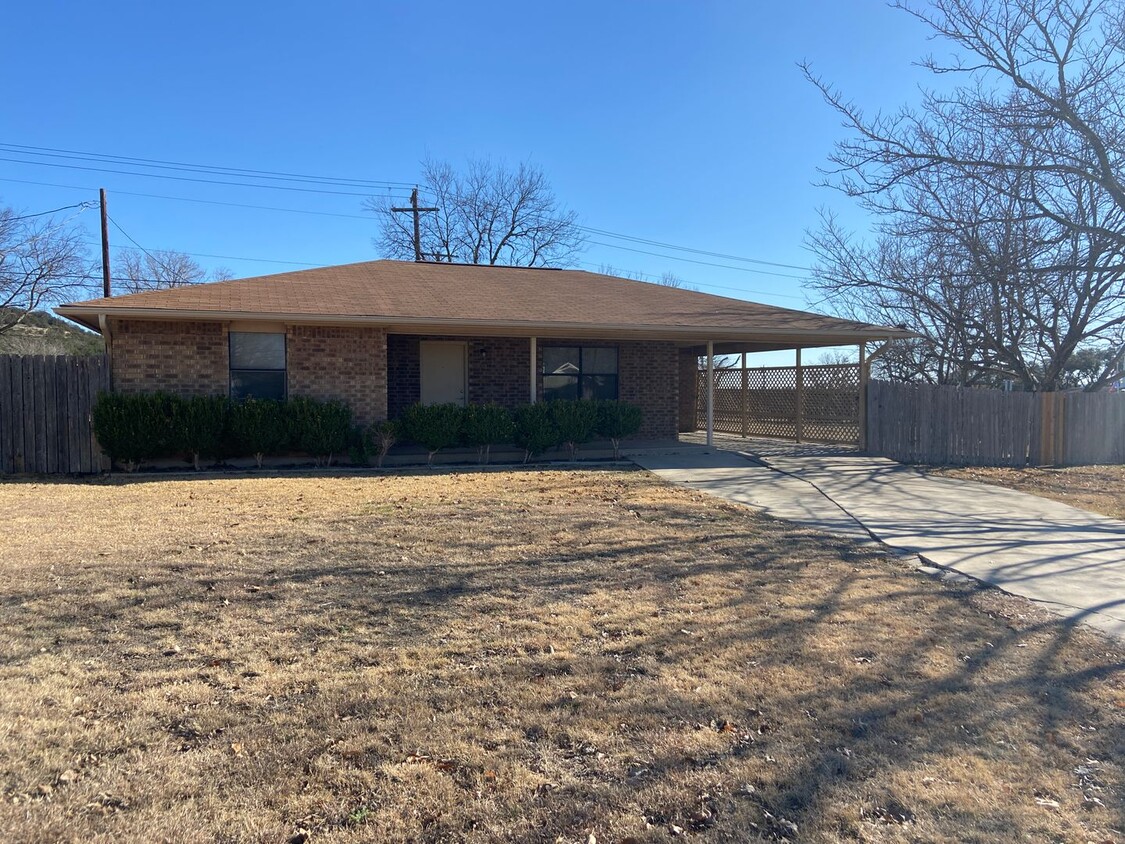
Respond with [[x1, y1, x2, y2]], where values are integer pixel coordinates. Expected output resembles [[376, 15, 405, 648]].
[[529, 337, 537, 403], [706, 340, 714, 447]]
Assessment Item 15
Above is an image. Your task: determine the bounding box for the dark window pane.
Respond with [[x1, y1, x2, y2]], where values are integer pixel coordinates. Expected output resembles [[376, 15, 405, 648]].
[[581, 375, 618, 401], [543, 375, 579, 401], [230, 332, 285, 370], [583, 347, 617, 375], [543, 346, 580, 375], [231, 370, 286, 400]]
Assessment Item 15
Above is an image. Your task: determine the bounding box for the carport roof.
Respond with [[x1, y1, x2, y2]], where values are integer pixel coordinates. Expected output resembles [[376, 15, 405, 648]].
[[57, 259, 912, 348]]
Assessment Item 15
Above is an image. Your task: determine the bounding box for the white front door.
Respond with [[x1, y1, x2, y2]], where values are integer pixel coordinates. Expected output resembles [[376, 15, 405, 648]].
[[419, 341, 467, 405]]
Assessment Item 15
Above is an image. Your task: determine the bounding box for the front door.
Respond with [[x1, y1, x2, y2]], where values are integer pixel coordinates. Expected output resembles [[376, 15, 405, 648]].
[[419, 341, 467, 405]]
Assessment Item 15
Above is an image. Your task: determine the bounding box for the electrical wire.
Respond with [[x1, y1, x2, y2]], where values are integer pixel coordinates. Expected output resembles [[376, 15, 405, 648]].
[[0, 142, 418, 189], [8, 201, 96, 220], [1, 143, 813, 269], [0, 157, 412, 199]]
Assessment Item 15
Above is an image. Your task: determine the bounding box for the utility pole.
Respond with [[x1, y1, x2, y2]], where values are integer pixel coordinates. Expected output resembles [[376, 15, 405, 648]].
[[391, 187, 438, 262], [99, 188, 112, 298]]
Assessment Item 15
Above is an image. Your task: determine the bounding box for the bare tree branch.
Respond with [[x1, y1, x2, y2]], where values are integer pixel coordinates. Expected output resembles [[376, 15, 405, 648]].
[[366, 157, 585, 267]]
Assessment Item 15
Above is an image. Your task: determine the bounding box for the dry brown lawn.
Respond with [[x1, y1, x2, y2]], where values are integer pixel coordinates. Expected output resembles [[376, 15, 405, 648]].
[[0, 468, 1122, 843], [928, 465, 1125, 520]]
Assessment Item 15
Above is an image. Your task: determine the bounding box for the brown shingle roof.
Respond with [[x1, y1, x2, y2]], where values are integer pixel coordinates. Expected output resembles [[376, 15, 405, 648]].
[[57, 260, 910, 346]]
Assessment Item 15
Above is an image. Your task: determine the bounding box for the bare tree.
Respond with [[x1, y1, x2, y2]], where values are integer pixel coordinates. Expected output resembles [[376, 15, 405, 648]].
[[368, 158, 585, 267], [117, 249, 228, 293], [804, 0, 1125, 390], [0, 204, 93, 334], [596, 264, 696, 290]]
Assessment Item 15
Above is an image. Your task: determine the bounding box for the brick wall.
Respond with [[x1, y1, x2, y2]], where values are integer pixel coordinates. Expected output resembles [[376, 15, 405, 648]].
[[109, 319, 229, 395], [616, 340, 679, 440], [678, 350, 699, 432], [387, 334, 679, 440], [286, 326, 387, 424]]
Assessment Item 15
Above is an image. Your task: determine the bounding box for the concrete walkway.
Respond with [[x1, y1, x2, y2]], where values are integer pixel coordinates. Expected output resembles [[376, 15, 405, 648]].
[[632, 438, 1125, 640]]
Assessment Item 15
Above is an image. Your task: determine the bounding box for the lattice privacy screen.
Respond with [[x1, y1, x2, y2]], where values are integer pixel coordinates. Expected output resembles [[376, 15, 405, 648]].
[[696, 363, 860, 444]]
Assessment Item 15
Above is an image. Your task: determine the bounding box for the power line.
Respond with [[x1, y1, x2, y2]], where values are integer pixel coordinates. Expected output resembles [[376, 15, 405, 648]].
[[0, 157, 415, 199], [0, 142, 418, 190], [8, 200, 97, 221], [580, 226, 813, 271], [1, 144, 809, 269], [0, 177, 376, 221], [586, 240, 812, 281], [90, 240, 322, 268]]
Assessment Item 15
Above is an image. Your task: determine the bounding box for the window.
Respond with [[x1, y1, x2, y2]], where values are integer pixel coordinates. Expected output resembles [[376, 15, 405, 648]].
[[230, 332, 286, 400], [542, 345, 618, 401]]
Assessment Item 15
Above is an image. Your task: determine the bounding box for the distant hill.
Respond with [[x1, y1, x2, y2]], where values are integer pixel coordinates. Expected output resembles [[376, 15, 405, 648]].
[[0, 310, 104, 356]]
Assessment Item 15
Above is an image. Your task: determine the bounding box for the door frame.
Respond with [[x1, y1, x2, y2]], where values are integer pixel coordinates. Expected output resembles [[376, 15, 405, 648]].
[[419, 340, 468, 406]]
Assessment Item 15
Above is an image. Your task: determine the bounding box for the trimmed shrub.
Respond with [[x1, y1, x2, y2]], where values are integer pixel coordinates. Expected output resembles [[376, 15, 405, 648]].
[[596, 400, 644, 460], [513, 402, 559, 463], [399, 403, 463, 465], [369, 419, 399, 469], [92, 391, 171, 470], [286, 397, 352, 466], [229, 399, 288, 468], [461, 403, 514, 464], [170, 395, 229, 470], [548, 399, 599, 460]]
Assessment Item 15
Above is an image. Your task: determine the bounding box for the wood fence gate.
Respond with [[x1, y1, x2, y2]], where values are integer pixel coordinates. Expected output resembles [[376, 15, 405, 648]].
[[0, 354, 109, 474], [696, 362, 861, 444]]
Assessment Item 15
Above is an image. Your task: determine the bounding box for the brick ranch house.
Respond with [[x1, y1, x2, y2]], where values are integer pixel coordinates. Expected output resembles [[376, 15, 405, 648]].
[[56, 260, 909, 441]]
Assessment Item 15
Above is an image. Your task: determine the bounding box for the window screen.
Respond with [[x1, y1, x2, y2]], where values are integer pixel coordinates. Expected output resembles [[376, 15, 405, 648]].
[[230, 332, 286, 400]]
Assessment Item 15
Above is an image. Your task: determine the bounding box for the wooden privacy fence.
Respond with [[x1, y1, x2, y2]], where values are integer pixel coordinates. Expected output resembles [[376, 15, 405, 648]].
[[866, 380, 1125, 467], [697, 363, 861, 444], [0, 354, 109, 474]]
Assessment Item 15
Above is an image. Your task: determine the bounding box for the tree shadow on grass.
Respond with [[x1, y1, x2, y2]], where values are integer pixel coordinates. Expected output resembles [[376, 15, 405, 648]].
[[0, 474, 1122, 842]]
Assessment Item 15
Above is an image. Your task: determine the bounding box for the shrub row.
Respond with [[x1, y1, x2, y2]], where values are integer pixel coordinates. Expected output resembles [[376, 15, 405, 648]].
[[392, 399, 643, 464], [93, 393, 644, 470], [93, 393, 352, 470]]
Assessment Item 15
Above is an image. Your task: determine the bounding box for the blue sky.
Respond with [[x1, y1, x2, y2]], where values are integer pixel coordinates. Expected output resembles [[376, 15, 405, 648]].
[[1, 1, 936, 322]]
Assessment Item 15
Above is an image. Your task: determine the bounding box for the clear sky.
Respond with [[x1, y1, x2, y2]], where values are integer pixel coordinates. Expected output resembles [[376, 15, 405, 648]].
[[1, 1, 936, 330]]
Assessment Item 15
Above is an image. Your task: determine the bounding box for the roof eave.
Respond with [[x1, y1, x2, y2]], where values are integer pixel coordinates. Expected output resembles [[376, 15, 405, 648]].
[[53, 304, 916, 345]]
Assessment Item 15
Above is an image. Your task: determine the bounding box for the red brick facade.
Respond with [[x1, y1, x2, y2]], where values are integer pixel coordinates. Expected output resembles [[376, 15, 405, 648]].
[[286, 325, 387, 424], [109, 320, 680, 439], [678, 350, 700, 432], [109, 319, 229, 395]]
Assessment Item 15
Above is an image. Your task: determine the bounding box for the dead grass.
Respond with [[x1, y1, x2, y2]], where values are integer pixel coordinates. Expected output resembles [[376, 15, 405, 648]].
[[0, 468, 1121, 843], [928, 465, 1125, 520]]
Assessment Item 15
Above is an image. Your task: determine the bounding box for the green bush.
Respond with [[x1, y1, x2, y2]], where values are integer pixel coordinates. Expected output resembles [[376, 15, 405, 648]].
[[92, 392, 172, 470], [229, 399, 288, 468], [369, 419, 399, 468], [399, 403, 463, 465], [461, 403, 514, 464], [548, 399, 599, 460], [286, 397, 353, 466], [595, 400, 643, 460], [513, 402, 560, 463], [170, 395, 229, 470]]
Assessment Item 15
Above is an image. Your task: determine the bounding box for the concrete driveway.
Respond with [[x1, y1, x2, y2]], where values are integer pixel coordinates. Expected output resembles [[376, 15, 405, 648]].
[[632, 438, 1125, 640]]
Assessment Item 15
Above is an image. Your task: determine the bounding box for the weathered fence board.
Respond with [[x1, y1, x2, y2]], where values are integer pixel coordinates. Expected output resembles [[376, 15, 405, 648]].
[[0, 354, 109, 475], [866, 381, 1124, 467]]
